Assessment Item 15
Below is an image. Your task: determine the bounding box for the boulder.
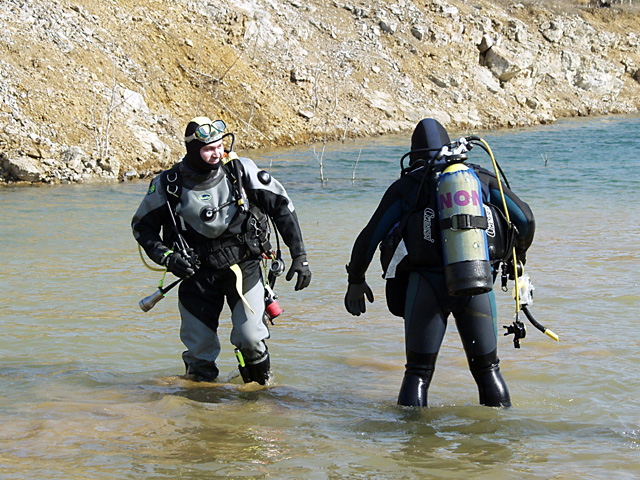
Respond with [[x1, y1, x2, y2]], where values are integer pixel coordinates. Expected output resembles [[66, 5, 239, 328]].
[[481, 46, 522, 82], [1, 155, 45, 182]]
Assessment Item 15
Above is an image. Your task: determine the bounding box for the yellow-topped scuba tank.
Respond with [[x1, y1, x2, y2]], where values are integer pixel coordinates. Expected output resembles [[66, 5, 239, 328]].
[[436, 163, 492, 296]]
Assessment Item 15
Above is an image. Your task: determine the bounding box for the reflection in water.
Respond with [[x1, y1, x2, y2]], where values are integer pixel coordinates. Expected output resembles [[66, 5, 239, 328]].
[[1, 116, 640, 478]]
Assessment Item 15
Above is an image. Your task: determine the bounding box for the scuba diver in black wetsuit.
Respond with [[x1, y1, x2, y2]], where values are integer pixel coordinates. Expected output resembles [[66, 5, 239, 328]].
[[132, 117, 311, 385], [344, 118, 535, 407]]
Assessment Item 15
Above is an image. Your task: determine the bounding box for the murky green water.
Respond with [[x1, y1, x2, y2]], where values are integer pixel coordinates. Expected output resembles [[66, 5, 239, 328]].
[[1, 115, 639, 479]]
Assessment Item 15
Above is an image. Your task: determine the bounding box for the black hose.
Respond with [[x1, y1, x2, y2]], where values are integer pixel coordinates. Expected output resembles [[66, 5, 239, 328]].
[[161, 278, 182, 294], [521, 305, 546, 334], [222, 132, 235, 152]]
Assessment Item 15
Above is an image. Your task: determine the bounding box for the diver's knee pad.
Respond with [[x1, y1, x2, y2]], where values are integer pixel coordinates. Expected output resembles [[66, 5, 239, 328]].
[[470, 360, 511, 407], [397, 351, 437, 407], [238, 346, 271, 385]]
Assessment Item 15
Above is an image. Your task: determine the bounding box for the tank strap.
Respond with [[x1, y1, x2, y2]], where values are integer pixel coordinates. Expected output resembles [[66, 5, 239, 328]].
[[440, 213, 488, 231]]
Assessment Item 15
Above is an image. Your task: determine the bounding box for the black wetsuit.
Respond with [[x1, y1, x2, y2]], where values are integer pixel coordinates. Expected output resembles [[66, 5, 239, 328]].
[[347, 163, 535, 407]]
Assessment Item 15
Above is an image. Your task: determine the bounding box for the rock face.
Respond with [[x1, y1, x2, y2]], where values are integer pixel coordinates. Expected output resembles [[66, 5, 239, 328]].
[[0, 0, 638, 184]]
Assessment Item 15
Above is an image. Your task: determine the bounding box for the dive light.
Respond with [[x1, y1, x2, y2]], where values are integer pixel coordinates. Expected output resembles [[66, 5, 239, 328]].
[[138, 278, 181, 312], [139, 288, 165, 312]]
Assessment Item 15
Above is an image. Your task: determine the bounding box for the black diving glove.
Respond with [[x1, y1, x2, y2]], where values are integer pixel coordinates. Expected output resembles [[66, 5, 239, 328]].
[[164, 251, 196, 278], [285, 254, 312, 291], [344, 281, 374, 316]]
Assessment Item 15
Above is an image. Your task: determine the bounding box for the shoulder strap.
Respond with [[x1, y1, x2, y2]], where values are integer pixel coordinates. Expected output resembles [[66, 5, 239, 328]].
[[403, 165, 438, 222], [160, 164, 182, 213], [222, 152, 249, 212], [381, 171, 429, 245], [159, 164, 185, 242]]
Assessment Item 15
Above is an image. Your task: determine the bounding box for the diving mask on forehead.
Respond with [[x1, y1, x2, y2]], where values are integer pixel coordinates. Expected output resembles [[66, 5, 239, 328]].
[[185, 119, 226, 144]]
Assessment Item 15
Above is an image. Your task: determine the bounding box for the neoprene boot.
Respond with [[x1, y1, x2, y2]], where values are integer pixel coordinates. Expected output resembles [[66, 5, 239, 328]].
[[238, 348, 271, 385], [397, 351, 437, 407], [182, 354, 219, 382], [470, 358, 511, 407]]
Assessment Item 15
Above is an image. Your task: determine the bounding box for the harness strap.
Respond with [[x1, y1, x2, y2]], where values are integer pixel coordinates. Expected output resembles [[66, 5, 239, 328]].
[[194, 235, 245, 257], [222, 152, 249, 211], [161, 165, 183, 224]]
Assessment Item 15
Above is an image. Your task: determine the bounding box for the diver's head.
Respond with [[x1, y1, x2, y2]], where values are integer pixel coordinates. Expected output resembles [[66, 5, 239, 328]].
[[184, 117, 226, 172], [409, 118, 450, 164]]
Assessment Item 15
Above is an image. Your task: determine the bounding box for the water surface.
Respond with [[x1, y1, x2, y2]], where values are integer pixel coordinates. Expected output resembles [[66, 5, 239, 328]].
[[1, 115, 639, 479]]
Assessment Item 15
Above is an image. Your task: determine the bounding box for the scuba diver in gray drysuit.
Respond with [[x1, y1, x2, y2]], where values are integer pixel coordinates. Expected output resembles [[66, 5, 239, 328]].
[[132, 117, 311, 384], [344, 118, 535, 407]]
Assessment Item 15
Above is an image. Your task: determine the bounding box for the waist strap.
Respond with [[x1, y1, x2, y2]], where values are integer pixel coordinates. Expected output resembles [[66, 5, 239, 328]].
[[194, 235, 244, 256]]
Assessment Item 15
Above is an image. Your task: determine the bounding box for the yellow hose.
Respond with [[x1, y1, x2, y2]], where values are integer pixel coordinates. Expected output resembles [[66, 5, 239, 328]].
[[476, 138, 558, 343], [138, 244, 165, 271], [476, 138, 521, 314]]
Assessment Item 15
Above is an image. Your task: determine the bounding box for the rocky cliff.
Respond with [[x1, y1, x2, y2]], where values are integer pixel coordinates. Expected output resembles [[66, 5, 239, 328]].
[[1, 0, 638, 184]]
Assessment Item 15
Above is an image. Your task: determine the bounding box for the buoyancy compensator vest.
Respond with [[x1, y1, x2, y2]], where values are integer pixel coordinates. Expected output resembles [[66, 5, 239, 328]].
[[401, 169, 443, 270], [436, 163, 492, 296], [483, 200, 517, 268], [160, 161, 272, 270]]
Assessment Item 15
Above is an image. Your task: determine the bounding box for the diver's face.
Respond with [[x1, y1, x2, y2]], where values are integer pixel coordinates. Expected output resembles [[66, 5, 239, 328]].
[[200, 140, 224, 165]]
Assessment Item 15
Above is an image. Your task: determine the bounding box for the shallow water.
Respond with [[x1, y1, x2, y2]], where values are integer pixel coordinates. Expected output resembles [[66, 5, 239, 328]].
[[1, 115, 639, 479]]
